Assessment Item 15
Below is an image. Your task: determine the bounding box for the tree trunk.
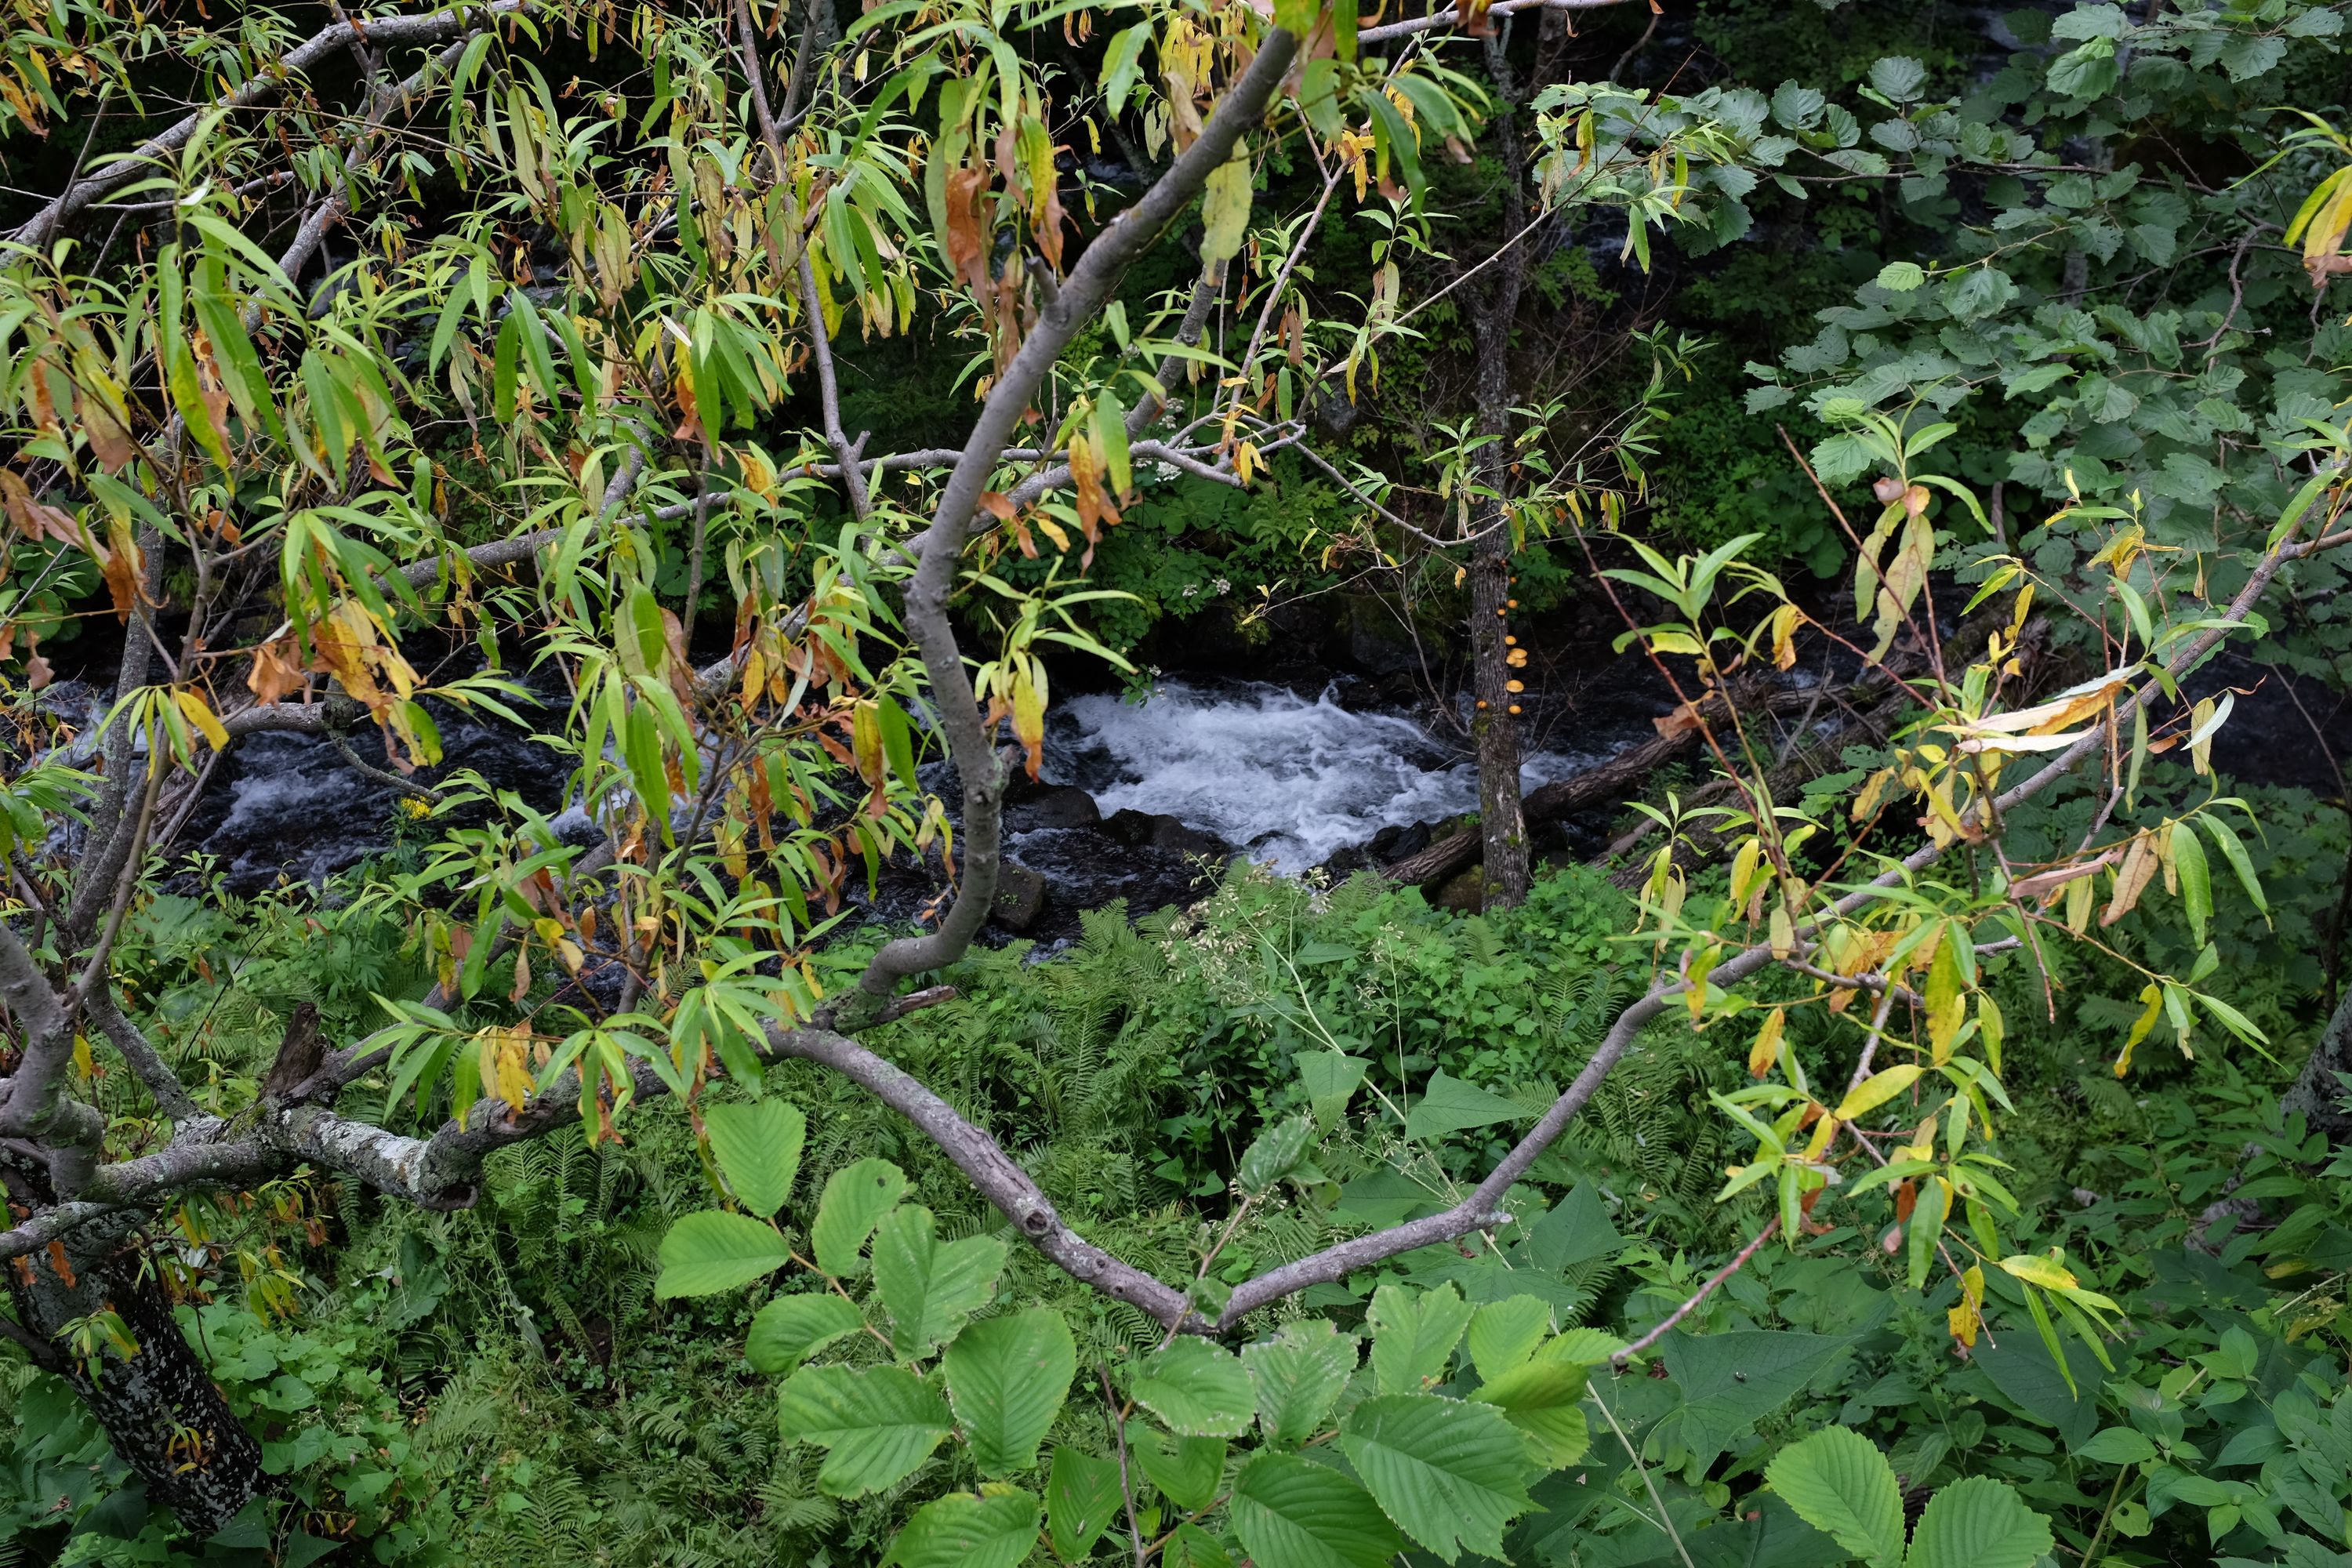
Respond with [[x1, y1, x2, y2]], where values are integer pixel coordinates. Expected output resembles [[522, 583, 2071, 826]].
[[7, 1215, 267, 1534], [1467, 31, 1534, 910], [2284, 985, 2352, 1143]]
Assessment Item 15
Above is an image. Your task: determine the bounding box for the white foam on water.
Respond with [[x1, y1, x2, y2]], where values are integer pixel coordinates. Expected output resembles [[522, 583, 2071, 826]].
[[1052, 680, 1593, 872]]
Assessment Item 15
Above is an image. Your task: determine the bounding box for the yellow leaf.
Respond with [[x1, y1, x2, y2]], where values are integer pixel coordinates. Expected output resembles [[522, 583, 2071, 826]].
[[1835, 1063, 1923, 1122], [172, 688, 230, 751], [1998, 1251, 2080, 1291], [1747, 1009, 1785, 1079]]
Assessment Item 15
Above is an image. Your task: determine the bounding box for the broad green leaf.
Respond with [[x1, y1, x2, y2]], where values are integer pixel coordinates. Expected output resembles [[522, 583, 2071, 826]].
[[1338, 1394, 1535, 1563], [1298, 1050, 1369, 1125], [1236, 1114, 1316, 1193], [704, 1098, 806, 1219], [1904, 1476, 2054, 1568], [1762, 1428, 1904, 1568], [777, 1363, 953, 1497], [1466, 1296, 1552, 1379], [1402, 1071, 1526, 1140], [882, 1486, 1040, 1568], [872, 1204, 1007, 1361], [1162, 1522, 1234, 1568], [1126, 1418, 1225, 1511], [1230, 1452, 1404, 1568], [1047, 1445, 1123, 1561], [1664, 1327, 1862, 1467], [655, 1210, 793, 1298], [1876, 261, 1926, 291], [1367, 1282, 1474, 1395], [2073, 1427, 2158, 1465], [811, 1158, 908, 1277], [1469, 1356, 1591, 1465], [746, 1292, 865, 1374], [1131, 1338, 1255, 1437], [943, 1308, 1076, 1475], [1243, 1319, 1359, 1445]]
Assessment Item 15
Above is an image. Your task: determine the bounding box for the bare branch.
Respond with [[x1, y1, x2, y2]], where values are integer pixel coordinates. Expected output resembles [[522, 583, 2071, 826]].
[[7, 1, 532, 249], [1357, 0, 1635, 45], [1610, 1218, 1780, 1367]]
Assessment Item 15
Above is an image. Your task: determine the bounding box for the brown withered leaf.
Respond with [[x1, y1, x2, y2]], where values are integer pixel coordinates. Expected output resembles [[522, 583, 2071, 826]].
[[74, 386, 137, 473], [248, 636, 308, 706], [946, 166, 991, 290], [24, 649, 53, 692], [100, 521, 145, 623]]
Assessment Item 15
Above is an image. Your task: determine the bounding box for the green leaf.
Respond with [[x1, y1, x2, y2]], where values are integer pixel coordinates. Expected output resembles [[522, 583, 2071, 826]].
[[2196, 815, 2268, 924], [811, 1158, 908, 1277], [1230, 1452, 1405, 1568], [1243, 1319, 1359, 1446], [943, 1308, 1076, 1475], [1131, 1338, 1255, 1437], [1237, 1114, 1316, 1194], [746, 1293, 865, 1374], [777, 1363, 953, 1496], [1367, 1282, 1474, 1395], [1127, 1418, 1226, 1512], [1338, 1394, 1534, 1563], [1162, 1523, 1234, 1568], [1466, 1296, 1552, 1379], [655, 1210, 793, 1298], [1763, 1428, 1905, 1568], [2169, 821, 2212, 947], [882, 1486, 1040, 1568], [872, 1204, 1007, 1361], [1402, 1071, 1527, 1140], [2073, 1427, 2158, 1465], [1904, 1477, 2054, 1568], [877, 695, 920, 791], [1469, 1356, 1591, 1465], [1199, 145, 1253, 267], [1875, 261, 1926, 291], [704, 1098, 806, 1219], [1664, 1327, 1862, 1467], [1298, 1051, 1369, 1125], [1046, 1446, 1123, 1561]]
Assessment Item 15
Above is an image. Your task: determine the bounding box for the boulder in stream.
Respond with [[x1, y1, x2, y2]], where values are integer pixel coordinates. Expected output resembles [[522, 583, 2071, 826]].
[[1100, 808, 1228, 858], [991, 858, 1049, 932]]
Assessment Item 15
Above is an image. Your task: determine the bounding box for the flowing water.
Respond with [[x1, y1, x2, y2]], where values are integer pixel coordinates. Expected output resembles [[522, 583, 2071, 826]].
[[1045, 678, 1616, 872]]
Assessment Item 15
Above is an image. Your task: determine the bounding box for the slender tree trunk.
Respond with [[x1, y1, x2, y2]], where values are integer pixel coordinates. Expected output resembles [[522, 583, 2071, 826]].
[[2284, 986, 2352, 1143], [7, 1216, 267, 1533], [1467, 32, 1534, 909]]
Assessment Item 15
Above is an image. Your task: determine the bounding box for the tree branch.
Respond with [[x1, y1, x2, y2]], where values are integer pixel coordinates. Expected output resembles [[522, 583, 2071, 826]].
[[847, 24, 1302, 1011], [6, 1, 532, 249]]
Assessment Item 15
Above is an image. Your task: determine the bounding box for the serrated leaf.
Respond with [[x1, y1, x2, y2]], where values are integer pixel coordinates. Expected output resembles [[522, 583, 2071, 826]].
[[872, 1205, 1007, 1362], [1338, 1394, 1534, 1562], [811, 1158, 907, 1278], [1243, 1320, 1359, 1446], [1466, 1296, 1552, 1379], [704, 1098, 806, 1218], [1469, 1356, 1591, 1465], [944, 1308, 1075, 1475], [1763, 1428, 1905, 1568], [1131, 1338, 1255, 1437], [1126, 1417, 1225, 1511], [1876, 260, 1926, 291], [1368, 1282, 1475, 1395], [655, 1210, 793, 1298], [882, 1486, 1040, 1568], [1230, 1452, 1404, 1568], [746, 1293, 865, 1374], [1904, 1476, 2054, 1568], [777, 1363, 953, 1496], [1047, 1445, 1122, 1560]]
